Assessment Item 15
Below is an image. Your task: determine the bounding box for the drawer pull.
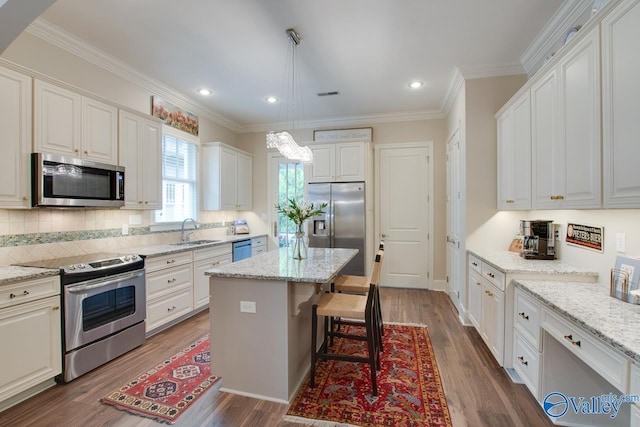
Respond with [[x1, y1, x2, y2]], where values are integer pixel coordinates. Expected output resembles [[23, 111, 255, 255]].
[[518, 312, 529, 320], [517, 356, 528, 366], [211, 261, 220, 266], [9, 290, 29, 299], [53, 306, 60, 311], [487, 272, 495, 278], [564, 334, 581, 347], [476, 281, 481, 286], [167, 306, 177, 312], [472, 262, 478, 267], [484, 290, 494, 297], [506, 199, 515, 204], [167, 278, 177, 283], [166, 259, 176, 264]]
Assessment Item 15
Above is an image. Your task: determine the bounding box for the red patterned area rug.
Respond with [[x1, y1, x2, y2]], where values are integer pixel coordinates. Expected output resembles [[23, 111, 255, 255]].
[[101, 335, 221, 424], [285, 323, 453, 427]]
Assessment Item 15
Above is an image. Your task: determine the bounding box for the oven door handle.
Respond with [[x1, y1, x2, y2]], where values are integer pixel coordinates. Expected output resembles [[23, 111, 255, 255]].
[[66, 270, 144, 293]]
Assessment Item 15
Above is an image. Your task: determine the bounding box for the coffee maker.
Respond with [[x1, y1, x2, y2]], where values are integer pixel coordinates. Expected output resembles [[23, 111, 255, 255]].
[[520, 220, 558, 260]]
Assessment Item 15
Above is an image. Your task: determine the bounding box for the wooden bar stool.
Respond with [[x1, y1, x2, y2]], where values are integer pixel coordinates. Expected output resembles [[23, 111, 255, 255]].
[[331, 242, 385, 350], [311, 282, 381, 396]]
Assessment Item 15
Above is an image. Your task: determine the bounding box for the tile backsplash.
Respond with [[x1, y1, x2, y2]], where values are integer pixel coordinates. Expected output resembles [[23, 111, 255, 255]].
[[0, 208, 238, 266]]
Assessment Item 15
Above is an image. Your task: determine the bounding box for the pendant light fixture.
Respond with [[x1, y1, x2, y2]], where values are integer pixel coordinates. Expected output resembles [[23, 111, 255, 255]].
[[266, 28, 313, 164]]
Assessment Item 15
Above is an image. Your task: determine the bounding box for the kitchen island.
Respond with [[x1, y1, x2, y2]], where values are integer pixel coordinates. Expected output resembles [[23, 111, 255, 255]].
[[205, 247, 358, 403]]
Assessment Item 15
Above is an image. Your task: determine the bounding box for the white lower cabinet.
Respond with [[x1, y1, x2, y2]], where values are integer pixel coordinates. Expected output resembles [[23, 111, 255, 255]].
[[193, 244, 232, 309], [145, 252, 193, 333], [467, 269, 482, 330], [512, 288, 543, 399], [481, 280, 504, 365], [0, 276, 61, 406]]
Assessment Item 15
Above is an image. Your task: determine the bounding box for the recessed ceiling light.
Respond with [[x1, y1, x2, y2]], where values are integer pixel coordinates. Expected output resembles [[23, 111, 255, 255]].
[[198, 88, 212, 96], [409, 81, 424, 89], [266, 96, 278, 104]]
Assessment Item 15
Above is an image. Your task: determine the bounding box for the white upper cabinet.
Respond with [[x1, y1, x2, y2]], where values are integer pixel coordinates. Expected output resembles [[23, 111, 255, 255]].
[[0, 66, 32, 208], [34, 80, 118, 165], [202, 142, 253, 211], [305, 141, 368, 183], [118, 110, 162, 209], [497, 91, 531, 210], [532, 27, 601, 209], [602, 0, 640, 207]]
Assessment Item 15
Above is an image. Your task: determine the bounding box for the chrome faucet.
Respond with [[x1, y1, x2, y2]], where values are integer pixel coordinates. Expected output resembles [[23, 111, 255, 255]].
[[180, 218, 199, 243]]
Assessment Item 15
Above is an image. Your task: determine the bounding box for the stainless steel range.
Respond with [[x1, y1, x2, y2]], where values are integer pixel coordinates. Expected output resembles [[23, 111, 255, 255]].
[[19, 253, 146, 382]]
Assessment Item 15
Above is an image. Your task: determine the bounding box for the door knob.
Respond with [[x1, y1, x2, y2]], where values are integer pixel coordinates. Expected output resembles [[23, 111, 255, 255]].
[[381, 233, 387, 238]]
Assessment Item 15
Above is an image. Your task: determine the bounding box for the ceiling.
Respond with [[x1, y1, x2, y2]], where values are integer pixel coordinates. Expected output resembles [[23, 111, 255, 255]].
[[18, 0, 565, 132]]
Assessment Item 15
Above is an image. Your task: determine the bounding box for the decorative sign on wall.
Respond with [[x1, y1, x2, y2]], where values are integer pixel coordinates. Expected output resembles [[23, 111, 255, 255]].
[[313, 127, 372, 142], [151, 96, 199, 136], [566, 222, 604, 252]]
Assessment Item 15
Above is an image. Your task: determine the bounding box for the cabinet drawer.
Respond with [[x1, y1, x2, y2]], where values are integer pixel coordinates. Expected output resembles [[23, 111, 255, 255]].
[[146, 264, 193, 299], [541, 307, 630, 393], [193, 244, 231, 261], [145, 251, 192, 273], [0, 276, 60, 309], [514, 288, 541, 350], [482, 263, 505, 291], [513, 331, 541, 400], [468, 254, 482, 274], [146, 288, 193, 332], [251, 236, 267, 248], [631, 363, 640, 403]]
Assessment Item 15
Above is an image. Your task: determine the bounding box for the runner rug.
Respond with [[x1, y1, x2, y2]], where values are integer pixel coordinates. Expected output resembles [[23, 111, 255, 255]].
[[284, 323, 453, 427], [101, 335, 221, 424]]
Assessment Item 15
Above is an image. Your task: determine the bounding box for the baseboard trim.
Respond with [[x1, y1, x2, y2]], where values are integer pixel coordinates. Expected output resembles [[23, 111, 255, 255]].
[[0, 379, 57, 412]]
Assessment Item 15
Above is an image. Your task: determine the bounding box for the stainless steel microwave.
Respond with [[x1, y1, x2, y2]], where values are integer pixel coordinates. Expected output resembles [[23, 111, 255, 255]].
[[32, 153, 125, 208]]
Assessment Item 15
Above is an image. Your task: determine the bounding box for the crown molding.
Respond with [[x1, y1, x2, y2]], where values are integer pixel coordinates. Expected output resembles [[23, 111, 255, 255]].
[[25, 18, 242, 132], [458, 61, 525, 80], [520, 0, 592, 75], [441, 67, 465, 116], [238, 110, 444, 134]]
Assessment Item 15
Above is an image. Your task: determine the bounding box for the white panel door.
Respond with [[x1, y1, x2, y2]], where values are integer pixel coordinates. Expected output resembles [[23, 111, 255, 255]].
[[81, 97, 118, 164], [220, 147, 238, 210], [447, 130, 463, 312], [307, 145, 334, 182], [335, 142, 365, 181], [377, 144, 431, 289], [236, 152, 253, 210], [34, 80, 81, 157]]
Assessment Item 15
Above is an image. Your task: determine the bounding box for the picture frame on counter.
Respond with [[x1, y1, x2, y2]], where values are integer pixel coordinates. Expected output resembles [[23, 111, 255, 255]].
[[614, 255, 640, 292]]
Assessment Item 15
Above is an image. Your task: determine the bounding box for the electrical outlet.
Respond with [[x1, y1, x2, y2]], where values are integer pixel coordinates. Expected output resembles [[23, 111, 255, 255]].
[[122, 224, 129, 235], [240, 301, 256, 313], [616, 233, 626, 253]]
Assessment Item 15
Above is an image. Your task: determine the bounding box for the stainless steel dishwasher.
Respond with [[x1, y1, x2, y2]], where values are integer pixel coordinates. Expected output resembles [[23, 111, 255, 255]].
[[232, 239, 252, 262]]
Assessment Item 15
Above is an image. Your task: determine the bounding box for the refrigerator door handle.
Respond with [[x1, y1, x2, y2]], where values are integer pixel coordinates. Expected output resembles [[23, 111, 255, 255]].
[[330, 200, 335, 248]]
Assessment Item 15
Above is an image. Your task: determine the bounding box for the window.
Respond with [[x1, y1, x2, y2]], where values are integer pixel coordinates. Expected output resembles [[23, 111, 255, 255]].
[[276, 161, 305, 247], [154, 128, 198, 223]]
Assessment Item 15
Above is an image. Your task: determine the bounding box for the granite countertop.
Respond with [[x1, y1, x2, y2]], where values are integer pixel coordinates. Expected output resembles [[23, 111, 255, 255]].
[[468, 250, 598, 277], [0, 266, 60, 286], [206, 247, 358, 283], [132, 234, 267, 258], [515, 280, 640, 363]]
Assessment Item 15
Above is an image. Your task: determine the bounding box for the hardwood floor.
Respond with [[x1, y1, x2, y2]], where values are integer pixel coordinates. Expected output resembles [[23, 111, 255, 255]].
[[0, 289, 551, 426]]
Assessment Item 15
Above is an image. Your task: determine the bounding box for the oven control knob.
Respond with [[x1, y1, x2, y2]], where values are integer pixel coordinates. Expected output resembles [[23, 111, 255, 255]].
[[68, 265, 76, 271], [77, 263, 86, 269], [124, 255, 130, 261]]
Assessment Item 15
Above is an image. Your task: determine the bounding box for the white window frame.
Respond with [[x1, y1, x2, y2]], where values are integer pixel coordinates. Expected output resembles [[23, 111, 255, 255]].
[[151, 125, 199, 230]]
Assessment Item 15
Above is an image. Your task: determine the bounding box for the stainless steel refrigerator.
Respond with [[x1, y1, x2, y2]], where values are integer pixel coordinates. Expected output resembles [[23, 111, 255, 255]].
[[307, 182, 365, 276]]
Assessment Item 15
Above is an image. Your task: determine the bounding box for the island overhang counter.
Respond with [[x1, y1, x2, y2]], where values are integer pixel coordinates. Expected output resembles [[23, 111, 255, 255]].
[[205, 247, 358, 403]]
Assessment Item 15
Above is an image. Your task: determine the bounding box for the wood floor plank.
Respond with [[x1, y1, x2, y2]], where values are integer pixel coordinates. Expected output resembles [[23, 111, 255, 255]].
[[0, 289, 551, 426]]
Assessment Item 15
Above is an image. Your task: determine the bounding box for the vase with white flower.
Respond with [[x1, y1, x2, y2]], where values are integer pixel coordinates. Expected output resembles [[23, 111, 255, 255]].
[[275, 198, 327, 259]]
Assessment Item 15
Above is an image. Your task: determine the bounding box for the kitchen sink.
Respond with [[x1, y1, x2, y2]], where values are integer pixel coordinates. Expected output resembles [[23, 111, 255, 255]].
[[171, 239, 221, 246]]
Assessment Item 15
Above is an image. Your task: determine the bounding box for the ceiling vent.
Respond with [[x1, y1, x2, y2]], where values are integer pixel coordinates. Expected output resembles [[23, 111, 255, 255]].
[[317, 91, 340, 97]]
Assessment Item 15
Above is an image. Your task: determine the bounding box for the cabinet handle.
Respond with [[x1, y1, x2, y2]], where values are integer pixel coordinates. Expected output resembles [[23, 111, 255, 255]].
[[22, 196, 28, 201], [211, 261, 220, 266], [517, 356, 528, 366], [166, 259, 176, 264], [74, 148, 79, 153], [84, 150, 88, 154], [506, 200, 515, 204], [9, 290, 29, 299], [476, 281, 481, 286], [167, 306, 177, 312], [472, 262, 478, 267], [564, 334, 581, 347], [144, 201, 149, 204], [518, 312, 529, 320], [550, 195, 565, 200], [138, 201, 143, 204], [487, 272, 495, 278], [53, 306, 60, 311], [167, 278, 176, 283], [484, 290, 493, 297]]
